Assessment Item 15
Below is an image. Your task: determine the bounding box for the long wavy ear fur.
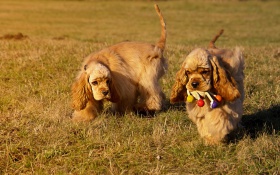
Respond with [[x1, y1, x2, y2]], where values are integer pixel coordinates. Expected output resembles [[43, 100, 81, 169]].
[[170, 66, 188, 103], [210, 56, 240, 102], [71, 72, 92, 110], [108, 80, 120, 103]]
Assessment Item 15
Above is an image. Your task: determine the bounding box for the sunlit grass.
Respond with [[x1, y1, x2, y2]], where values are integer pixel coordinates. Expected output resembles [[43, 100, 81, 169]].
[[0, 0, 279, 174]]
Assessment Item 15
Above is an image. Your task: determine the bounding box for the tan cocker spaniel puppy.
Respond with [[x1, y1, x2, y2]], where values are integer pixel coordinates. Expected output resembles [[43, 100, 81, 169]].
[[170, 30, 245, 145], [71, 5, 167, 122]]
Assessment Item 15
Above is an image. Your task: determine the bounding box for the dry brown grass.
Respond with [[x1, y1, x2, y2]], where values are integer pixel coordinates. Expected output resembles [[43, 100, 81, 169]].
[[0, 0, 279, 174]]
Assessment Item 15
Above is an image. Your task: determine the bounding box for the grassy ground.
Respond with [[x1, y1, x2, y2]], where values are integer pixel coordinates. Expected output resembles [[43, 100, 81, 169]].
[[0, 0, 280, 174]]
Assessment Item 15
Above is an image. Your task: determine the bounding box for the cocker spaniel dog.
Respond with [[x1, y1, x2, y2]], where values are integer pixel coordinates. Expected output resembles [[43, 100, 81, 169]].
[[71, 4, 167, 122], [170, 30, 245, 145]]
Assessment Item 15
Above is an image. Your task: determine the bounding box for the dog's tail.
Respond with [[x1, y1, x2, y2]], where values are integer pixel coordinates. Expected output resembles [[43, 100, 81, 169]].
[[154, 4, 166, 51], [208, 29, 224, 49]]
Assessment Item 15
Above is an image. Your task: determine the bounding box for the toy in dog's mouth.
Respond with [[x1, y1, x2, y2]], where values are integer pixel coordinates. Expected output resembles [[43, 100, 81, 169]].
[[186, 89, 222, 108]]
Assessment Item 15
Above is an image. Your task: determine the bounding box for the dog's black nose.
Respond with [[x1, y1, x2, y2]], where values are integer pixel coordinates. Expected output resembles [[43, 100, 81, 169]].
[[102, 90, 109, 96], [191, 82, 199, 88]]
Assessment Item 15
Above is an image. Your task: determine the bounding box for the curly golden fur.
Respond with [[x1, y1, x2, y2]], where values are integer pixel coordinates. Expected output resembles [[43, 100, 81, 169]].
[[170, 30, 245, 144], [71, 4, 167, 122]]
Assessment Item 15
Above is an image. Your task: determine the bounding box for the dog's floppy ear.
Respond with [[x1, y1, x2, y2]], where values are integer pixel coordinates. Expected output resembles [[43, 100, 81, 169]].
[[108, 79, 120, 103], [71, 72, 93, 110], [210, 56, 240, 102], [170, 65, 188, 103]]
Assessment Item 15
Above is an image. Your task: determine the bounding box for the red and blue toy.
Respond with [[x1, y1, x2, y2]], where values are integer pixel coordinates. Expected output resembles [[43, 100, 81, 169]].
[[186, 89, 222, 108]]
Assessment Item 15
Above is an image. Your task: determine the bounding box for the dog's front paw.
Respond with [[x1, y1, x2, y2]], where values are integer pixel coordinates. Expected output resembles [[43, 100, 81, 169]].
[[71, 111, 96, 122], [204, 135, 227, 145]]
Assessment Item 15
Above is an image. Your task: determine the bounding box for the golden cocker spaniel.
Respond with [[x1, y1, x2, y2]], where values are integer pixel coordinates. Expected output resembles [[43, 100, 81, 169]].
[[71, 4, 167, 122], [170, 30, 245, 144]]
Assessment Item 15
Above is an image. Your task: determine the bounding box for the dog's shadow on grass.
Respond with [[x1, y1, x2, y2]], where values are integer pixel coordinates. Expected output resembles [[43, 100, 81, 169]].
[[230, 104, 280, 142]]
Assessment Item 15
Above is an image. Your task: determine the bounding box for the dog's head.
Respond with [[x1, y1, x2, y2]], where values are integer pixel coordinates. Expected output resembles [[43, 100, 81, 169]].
[[71, 61, 120, 111], [170, 48, 240, 103], [85, 63, 112, 101], [184, 48, 212, 92]]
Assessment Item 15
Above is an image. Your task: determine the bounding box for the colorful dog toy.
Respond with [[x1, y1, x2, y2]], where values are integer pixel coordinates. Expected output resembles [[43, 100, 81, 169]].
[[186, 89, 222, 108]]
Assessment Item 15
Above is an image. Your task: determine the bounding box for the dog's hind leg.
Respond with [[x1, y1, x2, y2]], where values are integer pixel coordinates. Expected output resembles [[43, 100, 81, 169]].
[[136, 81, 164, 116]]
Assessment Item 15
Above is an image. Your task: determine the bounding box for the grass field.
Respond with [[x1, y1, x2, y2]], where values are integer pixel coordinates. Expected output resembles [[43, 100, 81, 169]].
[[0, 0, 280, 174]]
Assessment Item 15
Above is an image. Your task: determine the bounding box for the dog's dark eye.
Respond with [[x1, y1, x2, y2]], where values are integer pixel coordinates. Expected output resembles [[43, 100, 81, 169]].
[[201, 71, 210, 75], [92, 81, 98, 86], [106, 80, 110, 85], [185, 71, 190, 75]]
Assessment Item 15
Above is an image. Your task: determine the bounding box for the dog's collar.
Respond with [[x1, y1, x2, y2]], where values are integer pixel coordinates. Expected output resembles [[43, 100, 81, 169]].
[[186, 89, 222, 108]]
